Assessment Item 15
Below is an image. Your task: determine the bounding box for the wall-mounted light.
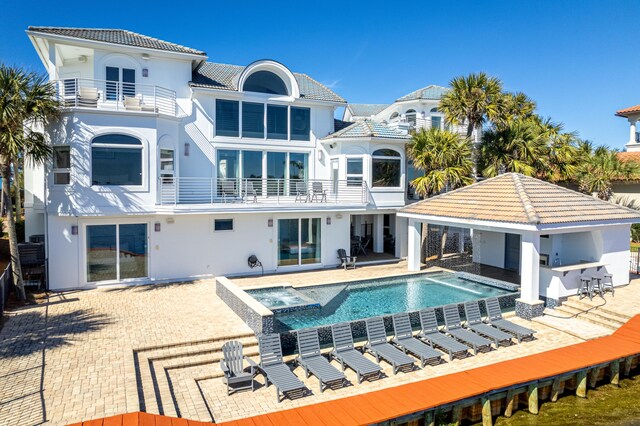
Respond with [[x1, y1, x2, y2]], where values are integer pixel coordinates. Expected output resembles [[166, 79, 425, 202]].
[[335, 213, 343, 219], [71, 225, 78, 235], [154, 222, 161, 232], [326, 217, 331, 225], [141, 53, 150, 61], [184, 142, 190, 157], [268, 218, 273, 227], [142, 68, 149, 77], [78, 55, 87, 63], [166, 217, 175, 224], [317, 150, 324, 161]]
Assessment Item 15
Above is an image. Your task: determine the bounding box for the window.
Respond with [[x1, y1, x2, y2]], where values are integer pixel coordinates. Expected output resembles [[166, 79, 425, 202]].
[[217, 150, 239, 180], [106, 66, 135, 100], [405, 109, 417, 126], [214, 219, 234, 231], [372, 149, 401, 187], [267, 151, 286, 195], [290, 107, 310, 141], [278, 218, 321, 266], [267, 105, 288, 139], [86, 223, 147, 282], [242, 102, 264, 138], [91, 134, 142, 186], [243, 71, 288, 95], [431, 116, 442, 129], [389, 112, 399, 121], [430, 107, 439, 113], [346, 158, 363, 187], [216, 100, 239, 137], [53, 146, 71, 185]]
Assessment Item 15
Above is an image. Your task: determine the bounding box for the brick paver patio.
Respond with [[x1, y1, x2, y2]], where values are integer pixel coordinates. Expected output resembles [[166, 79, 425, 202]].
[[1, 266, 638, 426]]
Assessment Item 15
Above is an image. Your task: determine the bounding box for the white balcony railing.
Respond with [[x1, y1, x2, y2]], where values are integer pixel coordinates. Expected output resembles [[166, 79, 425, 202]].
[[158, 178, 371, 206], [54, 78, 177, 116]]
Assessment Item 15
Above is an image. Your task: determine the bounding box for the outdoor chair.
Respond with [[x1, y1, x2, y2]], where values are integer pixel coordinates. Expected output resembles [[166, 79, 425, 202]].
[[600, 274, 614, 296], [417, 308, 470, 361], [221, 180, 237, 202], [484, 298, 536, 343], [311, 182, 327, 203], [578, 276, 593, 300], [243, 181, 258, 203], [296, 328, 347, 393], [295, 182, 309, 202], [337, 249, 356, 270], [364, 317, 416, 374], [220, 340, 257, 395], [124, 96, 156, 112], [77, 87, 99, 107], [330, 322, 382, 383], [442, 304, 493, 354], [463, 301, 514, 347], [258, 334, 308, 403], [391, 312, 443, 367]]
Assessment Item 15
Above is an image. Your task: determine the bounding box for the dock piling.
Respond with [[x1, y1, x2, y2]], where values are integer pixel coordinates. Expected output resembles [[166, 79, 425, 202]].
[[576, 371, 588, 398], [527, 383, 539, 414]]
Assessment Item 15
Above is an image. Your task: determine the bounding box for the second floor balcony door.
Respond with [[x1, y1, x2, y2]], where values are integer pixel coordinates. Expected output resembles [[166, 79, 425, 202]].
[[106, 66, 135, 101]]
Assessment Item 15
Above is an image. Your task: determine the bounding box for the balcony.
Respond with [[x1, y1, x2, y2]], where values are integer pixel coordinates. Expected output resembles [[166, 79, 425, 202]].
[[54, 78, 177, 116], [158, 178, 371, 208]]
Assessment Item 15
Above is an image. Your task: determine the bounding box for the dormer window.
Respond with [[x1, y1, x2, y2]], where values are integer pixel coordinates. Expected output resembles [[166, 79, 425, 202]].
[[243, 71, 289, 95]]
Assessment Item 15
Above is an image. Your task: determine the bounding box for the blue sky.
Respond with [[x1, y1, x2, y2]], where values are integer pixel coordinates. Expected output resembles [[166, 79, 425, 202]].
[[1, 0, 637, 149]]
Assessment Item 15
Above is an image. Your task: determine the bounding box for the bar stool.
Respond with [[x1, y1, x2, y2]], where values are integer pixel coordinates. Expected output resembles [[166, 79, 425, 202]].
[[590, 276, 604, 298], [601, 274, 614, 296], [578, 276, 592, 300]]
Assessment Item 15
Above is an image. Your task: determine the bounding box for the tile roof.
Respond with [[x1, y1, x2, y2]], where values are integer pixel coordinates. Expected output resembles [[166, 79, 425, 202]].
[[190, 62, 346, 103], [323, 119, 410, 140], [28, 26, 206, 56], [615, 105, 640, 117], [396, 85, 449, 102], [617, 151, 640, 163], [347, 103, 390, 117], [400, 173, 640, 225]]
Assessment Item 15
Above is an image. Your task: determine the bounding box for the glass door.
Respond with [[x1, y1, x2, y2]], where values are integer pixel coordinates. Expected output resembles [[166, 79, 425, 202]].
[[278, 218, 321, 266], [119, 224, 148, 279], [86, 223, 148, 282], [267, 152, 286, 196]]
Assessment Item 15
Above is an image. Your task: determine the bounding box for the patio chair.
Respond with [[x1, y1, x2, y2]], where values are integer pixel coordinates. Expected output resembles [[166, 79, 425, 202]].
[[391, 313, 443, 367], [124, 96, 156, 112], [296, 328, 347, 393], [221, 180, 237, 202], [257, 334, 308, 403], [364, 317, 416, 374], [417, 308, 470, 361], [243, 181, 258, 203], [600, 274, 614, 296], [77, 87, 99, 107], [295, 181, 309, 202], [220, 340, 257, 395], [463, 301, 514, 347], [484, 298, 536, 343], [337, 249, 356, 270], [330, 322, 382, 383], [442, 304, 493, 355], [311, 182, 327, 203]]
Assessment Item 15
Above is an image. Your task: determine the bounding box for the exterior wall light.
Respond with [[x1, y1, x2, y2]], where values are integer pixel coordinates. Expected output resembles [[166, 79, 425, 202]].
[[268, 218, 273, 227], [326, 217, 331, 225], [154, 222, 161, 232], [142, 68, 149, 77], [71, 225, 78, 235], [184, 142, 190, 157]]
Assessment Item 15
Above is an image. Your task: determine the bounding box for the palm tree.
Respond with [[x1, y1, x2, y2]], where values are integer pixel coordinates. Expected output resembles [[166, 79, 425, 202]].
[[439, 72, 504, 138], [577, 146, 639, 200], [407, 127, 474, 259], [0, 64, 59, 300], [494, 92, 536, 128]]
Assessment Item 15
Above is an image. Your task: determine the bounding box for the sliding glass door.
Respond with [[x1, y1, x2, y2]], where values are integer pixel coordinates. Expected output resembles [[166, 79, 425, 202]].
[[87, 223, 148, 282], [278, 218, 321, 266]]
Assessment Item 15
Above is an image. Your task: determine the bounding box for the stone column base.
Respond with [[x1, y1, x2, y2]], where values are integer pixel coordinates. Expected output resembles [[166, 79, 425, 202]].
[[515, 298, 545, 320]]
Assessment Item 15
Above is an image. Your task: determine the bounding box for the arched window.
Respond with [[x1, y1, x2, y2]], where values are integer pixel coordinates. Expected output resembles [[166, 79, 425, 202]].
[[430, 107, 438, 113], [372, 149, 401, 188], [243, 71, 289, 95], [389, 112, 399, 121], [92, 134, 143, 185], [405, 109, 417, 126]]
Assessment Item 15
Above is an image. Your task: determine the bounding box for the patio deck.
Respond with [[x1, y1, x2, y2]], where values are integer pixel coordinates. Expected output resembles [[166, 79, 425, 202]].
[[1, 265, 639, 425]]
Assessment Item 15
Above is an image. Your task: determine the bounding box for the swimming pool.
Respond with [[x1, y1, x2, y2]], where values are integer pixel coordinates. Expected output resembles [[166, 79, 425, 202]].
[[246, 271, 517, 331]]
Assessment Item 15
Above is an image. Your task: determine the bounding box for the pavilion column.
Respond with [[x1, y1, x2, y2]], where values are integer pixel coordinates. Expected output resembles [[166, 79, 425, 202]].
[[515, 232, 544, 320], [373, 214, 384, 253], [630, 118, 637, 145], [408, 219, 422, 271]]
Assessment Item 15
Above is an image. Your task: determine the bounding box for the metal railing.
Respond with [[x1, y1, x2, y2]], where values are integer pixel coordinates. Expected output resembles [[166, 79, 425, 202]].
[[158, 177, 370, 206], [54, 78, 177, 116], [630, 246, 639, 274]]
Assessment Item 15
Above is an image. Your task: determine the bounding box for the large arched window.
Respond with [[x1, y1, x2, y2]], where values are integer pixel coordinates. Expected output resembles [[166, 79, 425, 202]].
[[243, 71, 289, 95], [372, 149, 401, 188], [405, 109, 417, 126], [92, 134, 142, 185], [430, 107, 439, 112]]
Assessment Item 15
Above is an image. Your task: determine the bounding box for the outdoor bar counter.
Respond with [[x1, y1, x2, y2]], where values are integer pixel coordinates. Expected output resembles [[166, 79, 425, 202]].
[[540, 261, 609, 306]]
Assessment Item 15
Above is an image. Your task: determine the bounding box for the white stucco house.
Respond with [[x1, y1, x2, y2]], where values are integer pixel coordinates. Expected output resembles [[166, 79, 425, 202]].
[[24, 26, 419, 290]]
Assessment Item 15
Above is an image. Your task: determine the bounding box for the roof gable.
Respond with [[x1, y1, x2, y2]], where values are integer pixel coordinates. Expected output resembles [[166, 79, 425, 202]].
[[400, 173, 640, 225], [347, 104, 390, 117], [28, 26, 206, 56], [396, 85, 449, 102], [323, 119, 409, 140]]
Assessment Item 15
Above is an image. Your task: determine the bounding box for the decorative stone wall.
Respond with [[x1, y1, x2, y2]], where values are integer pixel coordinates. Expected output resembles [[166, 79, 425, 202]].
[[215, 277, 274, 333]]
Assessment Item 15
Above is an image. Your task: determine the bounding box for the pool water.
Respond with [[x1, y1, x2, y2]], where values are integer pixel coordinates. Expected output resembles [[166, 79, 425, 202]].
[[246, 287, 312, 309], [253, 272, 516, 331]]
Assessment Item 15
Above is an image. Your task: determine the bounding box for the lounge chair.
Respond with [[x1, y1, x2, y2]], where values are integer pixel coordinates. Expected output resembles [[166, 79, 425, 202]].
[[296, 328, 347, 393], [364, 317, 416, 374], [77, 87, 99, 107], [391, 313, 443, 367], [124, 96, 156, 112], [220, 340, 257, 395], [463, 301, 514, 347], [337, 249, 356, 270], [417, 308, 470, 361], [442, 305, 493, 355], [257, 334, 308, 403], [330, 322, 382, 383], [295, 181, 309, 202], [311, 182, 327, 203], [484, 297, 536, 343]]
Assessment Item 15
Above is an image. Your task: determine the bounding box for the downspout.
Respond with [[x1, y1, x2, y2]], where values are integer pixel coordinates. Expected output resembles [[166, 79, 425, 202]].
[[43, 164, 49, 291]]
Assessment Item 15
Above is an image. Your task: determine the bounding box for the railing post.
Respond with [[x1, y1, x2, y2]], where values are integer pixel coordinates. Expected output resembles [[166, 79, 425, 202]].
[[211, 177, 214, 204], [154, 86, 157, 113], [175, 177, 179, 205]]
